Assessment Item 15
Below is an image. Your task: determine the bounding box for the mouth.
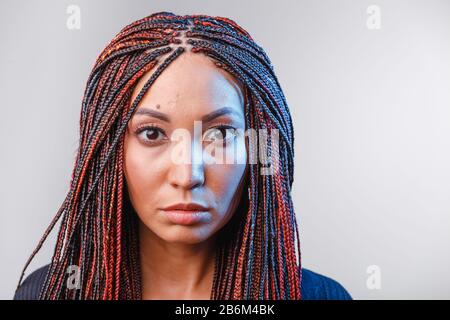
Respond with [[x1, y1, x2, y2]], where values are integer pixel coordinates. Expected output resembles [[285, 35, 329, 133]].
[[161, 203, 211, 225], [162, 203, 210, 211]]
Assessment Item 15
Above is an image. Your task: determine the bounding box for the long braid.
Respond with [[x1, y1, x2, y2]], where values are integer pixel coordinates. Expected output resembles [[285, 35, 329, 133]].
[[16, 12, 301, 300]]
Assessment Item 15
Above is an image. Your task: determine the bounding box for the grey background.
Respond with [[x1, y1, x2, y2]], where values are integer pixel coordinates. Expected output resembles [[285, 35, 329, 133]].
[[1, 0, 449, 299]]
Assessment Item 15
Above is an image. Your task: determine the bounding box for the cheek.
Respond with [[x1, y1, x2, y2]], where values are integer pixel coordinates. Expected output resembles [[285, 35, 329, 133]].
[[217, 164, 246, 190], [208, 139, 247, 214], [206, 163, 246, 233], [123, 136, 165, 208]]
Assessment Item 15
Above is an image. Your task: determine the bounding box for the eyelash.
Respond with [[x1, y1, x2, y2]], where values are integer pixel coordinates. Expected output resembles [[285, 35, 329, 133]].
[[134, 123, 238, 146], [135, 124, 168, 145]]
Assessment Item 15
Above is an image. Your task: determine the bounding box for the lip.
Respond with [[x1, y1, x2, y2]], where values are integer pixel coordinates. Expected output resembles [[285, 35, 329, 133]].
[[161, 203, 211, 225], [162, 202, 210, 211]]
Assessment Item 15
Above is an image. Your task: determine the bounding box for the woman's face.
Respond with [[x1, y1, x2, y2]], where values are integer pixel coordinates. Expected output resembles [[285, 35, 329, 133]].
[[124, 52, 247, 244]]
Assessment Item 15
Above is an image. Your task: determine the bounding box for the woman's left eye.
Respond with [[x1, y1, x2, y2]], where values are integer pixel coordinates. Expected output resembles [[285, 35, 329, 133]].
[[203, 126, 238, 143]]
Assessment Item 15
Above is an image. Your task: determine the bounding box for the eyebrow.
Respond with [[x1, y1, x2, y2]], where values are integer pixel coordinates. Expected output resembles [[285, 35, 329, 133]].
[[134, 108, 171, 122], [133, 106, 243, 123], [201, 106, 243, 123]]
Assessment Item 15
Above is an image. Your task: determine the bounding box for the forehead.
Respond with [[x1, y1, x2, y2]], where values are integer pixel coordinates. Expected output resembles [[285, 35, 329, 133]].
[[131, 52, 245, 121]]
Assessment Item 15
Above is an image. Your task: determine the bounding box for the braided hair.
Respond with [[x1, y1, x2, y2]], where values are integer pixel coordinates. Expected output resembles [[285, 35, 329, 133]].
[[16, 11, 301, 300]]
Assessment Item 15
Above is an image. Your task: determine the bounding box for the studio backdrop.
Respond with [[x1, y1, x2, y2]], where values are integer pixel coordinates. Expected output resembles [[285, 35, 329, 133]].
[[1, 0, 449, 299]]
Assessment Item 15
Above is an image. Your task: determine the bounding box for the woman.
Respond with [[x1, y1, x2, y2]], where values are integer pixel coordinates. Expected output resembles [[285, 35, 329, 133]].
[[14, 12, 351, 300]]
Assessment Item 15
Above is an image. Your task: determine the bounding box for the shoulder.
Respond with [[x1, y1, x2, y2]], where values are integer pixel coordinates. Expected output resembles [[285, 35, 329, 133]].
[[300, 267, 352, 300], [13, 264, 50, 300], [13, 264, 352, 300]]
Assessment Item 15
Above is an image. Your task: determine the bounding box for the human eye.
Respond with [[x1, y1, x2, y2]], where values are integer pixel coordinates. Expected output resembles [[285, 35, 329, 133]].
[[203, 125, 238, 145], [134, 124, 168, 145]]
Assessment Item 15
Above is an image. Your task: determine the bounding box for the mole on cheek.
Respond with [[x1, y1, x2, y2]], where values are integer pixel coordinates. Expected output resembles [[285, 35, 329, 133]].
[[156, 104, 160, 109]]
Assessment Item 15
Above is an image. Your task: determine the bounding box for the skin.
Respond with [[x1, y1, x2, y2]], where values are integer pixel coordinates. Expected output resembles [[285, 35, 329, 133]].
[[123, 51, 248, 299]]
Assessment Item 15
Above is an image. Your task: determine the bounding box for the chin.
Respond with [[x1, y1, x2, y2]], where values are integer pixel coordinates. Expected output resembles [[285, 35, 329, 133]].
[[156, 225, 215, 244]]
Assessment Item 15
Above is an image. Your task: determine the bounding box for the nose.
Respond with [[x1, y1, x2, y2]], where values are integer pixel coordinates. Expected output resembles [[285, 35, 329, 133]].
[[168, 162, 205, 190], [168, 132, 205, 190]]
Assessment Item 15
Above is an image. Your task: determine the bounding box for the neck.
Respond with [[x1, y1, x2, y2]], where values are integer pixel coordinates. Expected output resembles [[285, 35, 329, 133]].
[[138, 221, 217, 299]]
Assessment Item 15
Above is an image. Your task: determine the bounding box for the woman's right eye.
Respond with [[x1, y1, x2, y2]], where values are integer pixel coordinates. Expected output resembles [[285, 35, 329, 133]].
[[135, 126, 167, 145]]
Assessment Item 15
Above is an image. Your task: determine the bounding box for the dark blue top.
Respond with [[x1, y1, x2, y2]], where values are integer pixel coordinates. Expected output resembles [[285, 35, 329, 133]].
[[13, 264, 352, 300]]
